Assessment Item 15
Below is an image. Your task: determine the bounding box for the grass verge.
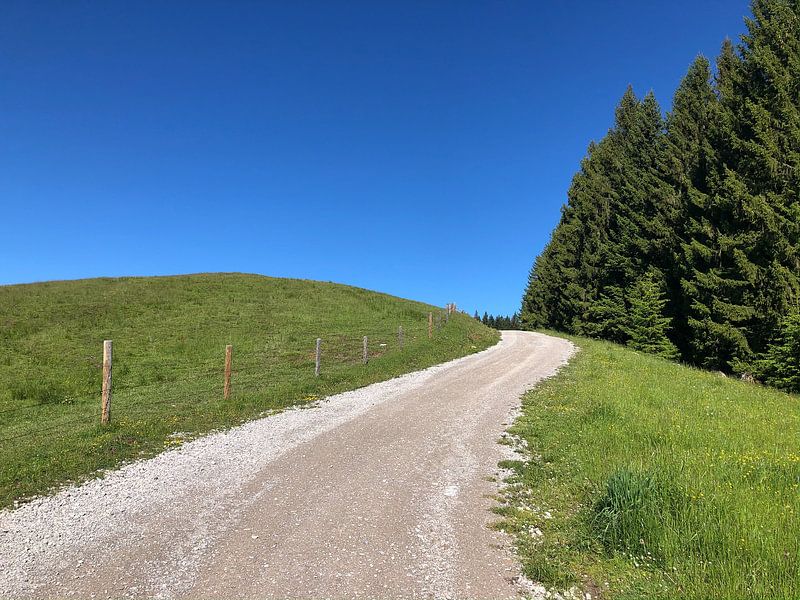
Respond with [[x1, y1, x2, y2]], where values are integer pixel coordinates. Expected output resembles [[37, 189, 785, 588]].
[[0, 273, 498, 509], [495, 334, 799, 600]]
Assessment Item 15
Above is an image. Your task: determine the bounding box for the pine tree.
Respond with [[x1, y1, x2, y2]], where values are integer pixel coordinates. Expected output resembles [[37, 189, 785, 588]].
[[473, 310, 480, 321], [625, 271, 680, 359]]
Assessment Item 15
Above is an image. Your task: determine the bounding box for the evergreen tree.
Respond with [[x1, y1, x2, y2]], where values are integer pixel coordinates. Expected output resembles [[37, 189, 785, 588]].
[[523, 87, 674, 344], [521, 199, 586, 331], [753, 310, 800, 391], [589, 89, 677, 342], [625, 271, 680, 359], [729, 0, 800, 358], [675, 40, 757, 370], [473, 310, 480, 321], [660, 55, 719, 361], [680, 2, 800, 371]]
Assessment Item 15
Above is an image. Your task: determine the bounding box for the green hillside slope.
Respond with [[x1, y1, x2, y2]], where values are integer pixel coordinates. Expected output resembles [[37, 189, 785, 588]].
[[497, 334, 800, 599], [0, 273, 498, 508]]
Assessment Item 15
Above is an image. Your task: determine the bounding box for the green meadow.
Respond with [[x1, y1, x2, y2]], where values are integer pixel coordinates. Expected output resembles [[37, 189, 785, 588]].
[[497, 334, 800, 600], [0, 273, 498, 508]]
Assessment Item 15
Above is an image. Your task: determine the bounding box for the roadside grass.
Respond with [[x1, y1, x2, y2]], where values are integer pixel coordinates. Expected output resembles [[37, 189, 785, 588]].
[[495, 334, 800, 600], [0, 273, 498, 509]]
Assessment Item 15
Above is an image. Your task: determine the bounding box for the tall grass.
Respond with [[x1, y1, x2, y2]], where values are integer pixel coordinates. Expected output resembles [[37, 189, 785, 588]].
[[0, 273, 498, 508], [496, 335, 800, 599]]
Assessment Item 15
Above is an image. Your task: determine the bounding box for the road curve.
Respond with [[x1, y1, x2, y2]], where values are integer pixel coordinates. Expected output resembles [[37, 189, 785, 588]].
[[0, 331, 574, 599]]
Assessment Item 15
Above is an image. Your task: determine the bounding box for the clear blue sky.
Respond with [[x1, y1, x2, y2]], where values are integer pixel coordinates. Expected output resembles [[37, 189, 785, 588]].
[[1, 1, 750, 315]]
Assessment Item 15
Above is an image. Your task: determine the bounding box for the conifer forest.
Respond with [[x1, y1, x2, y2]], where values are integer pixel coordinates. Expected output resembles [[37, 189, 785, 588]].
[[522, 0, 800, 390]]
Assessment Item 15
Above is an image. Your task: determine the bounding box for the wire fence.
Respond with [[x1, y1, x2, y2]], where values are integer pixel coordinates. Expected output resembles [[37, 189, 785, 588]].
[[0, 304, 463, 444]]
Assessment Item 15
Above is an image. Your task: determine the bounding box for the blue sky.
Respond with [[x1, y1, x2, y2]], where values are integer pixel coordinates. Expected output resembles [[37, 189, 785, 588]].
[[1, 1, 750, 315]]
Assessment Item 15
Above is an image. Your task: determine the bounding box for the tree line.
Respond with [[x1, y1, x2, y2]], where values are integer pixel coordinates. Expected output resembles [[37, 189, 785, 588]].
[[522, 0, 800, 390], [474, 311, 521, 330]]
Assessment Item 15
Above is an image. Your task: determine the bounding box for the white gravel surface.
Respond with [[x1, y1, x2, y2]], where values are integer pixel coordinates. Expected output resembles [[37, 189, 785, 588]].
[[0, 331, 574, 599]]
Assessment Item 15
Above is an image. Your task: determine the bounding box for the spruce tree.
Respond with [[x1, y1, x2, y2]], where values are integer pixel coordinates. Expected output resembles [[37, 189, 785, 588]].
[[753, 311, 800, 391], [680, 1, 800, 371], [676, 40, 757, 370], [521, 197, 587, 331], [625, 271, 680, 359], [730, 0, 800, 357], [522, 88, 673, 342], [662, 55, 724, 364]]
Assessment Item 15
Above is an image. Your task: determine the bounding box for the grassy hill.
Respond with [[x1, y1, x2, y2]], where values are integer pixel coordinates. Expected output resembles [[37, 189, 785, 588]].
[[0, 273, 498, 508], [497, 334, 800, 600]]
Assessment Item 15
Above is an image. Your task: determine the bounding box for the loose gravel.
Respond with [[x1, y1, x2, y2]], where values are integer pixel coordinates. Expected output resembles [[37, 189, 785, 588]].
[[0, 331, 574, 599]]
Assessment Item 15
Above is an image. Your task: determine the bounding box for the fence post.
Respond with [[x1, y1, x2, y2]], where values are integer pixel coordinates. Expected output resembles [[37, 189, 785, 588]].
[[363, 336, 368, 364], [224, 344, 232, 400], [428, 312, 433, 339], [315, 338, 322, 376], [398, 325, 404, 348], [101, 340, 112, 424]]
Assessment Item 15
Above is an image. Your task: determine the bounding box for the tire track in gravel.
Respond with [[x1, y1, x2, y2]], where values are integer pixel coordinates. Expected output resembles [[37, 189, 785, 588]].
[[0, 331, 574, 599]]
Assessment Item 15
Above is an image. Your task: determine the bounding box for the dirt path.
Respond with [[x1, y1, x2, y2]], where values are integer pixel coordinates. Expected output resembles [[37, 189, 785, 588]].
[[0, 331, 574, 599]]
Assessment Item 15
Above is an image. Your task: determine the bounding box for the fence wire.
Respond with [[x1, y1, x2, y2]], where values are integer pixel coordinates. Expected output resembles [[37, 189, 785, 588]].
[[0, 310, 460, 443]]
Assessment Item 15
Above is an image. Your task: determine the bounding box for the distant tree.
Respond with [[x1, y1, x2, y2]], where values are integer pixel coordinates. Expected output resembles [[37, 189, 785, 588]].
[[473, 310, 480, 321], [476, 312, 522, 330]]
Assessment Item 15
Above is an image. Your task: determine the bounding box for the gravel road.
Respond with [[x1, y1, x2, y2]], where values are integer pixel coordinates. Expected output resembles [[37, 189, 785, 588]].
[[0, 331, 574, 599]]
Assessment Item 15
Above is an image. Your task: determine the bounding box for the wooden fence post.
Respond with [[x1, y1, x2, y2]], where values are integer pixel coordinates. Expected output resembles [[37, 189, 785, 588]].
[[224, 344, 232, 400], [315, 338, 322, 376], [428, 312, 433, 339], [363, 336, 368, 364], [101, 340, 112, 424], [398, 325, 404, 348]]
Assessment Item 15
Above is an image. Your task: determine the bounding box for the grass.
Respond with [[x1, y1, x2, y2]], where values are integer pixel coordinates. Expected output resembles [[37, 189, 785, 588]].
[[0, 272, 498, 509], [495, 333, 800, 600]]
